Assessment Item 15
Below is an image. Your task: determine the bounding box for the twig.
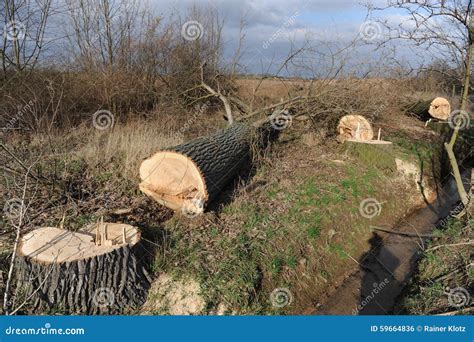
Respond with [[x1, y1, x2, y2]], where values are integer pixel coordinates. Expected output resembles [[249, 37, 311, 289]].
[[238, 96, 304, 121], [343, 251, 361, 265], [426, 241, 473, 252], [3, 166, 32, 315], [198, 62, 233, 125], [9, 263, 55, 315], [1, 143, 40, 181], [370, 226, 433, 238], [434, 307, 474, 316], [228, 96, 251, 114]]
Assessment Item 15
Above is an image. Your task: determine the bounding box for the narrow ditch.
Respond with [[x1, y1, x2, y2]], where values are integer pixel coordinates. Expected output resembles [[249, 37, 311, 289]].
[[312, 168, 472, 315]]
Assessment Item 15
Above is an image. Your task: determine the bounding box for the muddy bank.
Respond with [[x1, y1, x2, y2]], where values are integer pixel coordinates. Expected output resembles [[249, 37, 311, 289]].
[[311, 169, 472, 315]]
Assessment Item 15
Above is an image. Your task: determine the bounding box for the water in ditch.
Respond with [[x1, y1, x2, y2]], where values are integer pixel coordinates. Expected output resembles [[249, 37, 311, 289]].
[[312, 168, 472, 315]]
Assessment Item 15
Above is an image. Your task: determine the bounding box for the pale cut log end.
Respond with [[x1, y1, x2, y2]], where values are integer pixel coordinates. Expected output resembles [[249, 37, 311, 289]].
[[428, 97, 451, 121], [18, 224, 140, 264], [337, 115, 374, 141], [139, 151, 208, 212]]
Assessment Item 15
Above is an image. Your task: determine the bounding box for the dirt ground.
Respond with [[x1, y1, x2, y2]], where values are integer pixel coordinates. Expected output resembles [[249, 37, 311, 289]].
[[1, 77, 471, 315]]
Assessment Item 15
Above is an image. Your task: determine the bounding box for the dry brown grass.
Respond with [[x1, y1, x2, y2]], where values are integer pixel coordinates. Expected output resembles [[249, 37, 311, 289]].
[[24, 120, 182, 181]]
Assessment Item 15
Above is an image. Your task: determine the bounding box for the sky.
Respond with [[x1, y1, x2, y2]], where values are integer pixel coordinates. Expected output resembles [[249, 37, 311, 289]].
[[4, 0, 457, 76], [147, 0, 411, 76]]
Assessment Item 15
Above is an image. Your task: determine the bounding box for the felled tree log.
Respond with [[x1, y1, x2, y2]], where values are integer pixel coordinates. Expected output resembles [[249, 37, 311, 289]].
[[139, 123, 257, 215], [337, 115, 374, 142], [14, 223, 150, 314], [406, 97, 451, 120]]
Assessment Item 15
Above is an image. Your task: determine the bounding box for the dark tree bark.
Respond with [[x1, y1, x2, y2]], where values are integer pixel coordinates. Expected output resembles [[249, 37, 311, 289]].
[[13, 225, 150, 314], [139, 123, 259, 213]]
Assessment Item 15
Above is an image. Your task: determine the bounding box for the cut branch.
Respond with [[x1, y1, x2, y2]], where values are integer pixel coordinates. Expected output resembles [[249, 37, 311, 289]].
[[198, 62, 233, 125]]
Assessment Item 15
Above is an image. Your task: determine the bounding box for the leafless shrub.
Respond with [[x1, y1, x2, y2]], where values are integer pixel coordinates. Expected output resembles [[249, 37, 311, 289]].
[[1, 0, 52, 75]]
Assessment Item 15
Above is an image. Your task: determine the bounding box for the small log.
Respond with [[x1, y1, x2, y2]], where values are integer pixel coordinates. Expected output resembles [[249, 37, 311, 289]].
[[139, 123, 260, 214], [14, 224, 151, 314], [337, 115, 374, 142], [406, 97, 451, 121]]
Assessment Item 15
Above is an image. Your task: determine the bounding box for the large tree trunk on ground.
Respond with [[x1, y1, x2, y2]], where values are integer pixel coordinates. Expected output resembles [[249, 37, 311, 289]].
[[406, 97, 451, 121], [14, 223, 150, 314], [139, 123, 257, 215]]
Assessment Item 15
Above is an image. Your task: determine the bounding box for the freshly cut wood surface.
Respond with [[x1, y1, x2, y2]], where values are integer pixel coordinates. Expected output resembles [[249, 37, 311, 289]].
[[139, 152, 206, 211], [406, 97, 451, 120], [337, 115, 374, 141], [15, 223, 150, 314], [139, 123, 253, 213], [18, 224, 140, 263]]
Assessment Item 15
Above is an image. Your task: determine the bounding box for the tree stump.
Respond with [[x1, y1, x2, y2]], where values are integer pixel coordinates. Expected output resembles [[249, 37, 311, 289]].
[[337, 115, 374, 142], [14, 223, 151, 314], [139, 123, 255, 215], [406, 97, 451, 121], [343, 139, 396, 171]]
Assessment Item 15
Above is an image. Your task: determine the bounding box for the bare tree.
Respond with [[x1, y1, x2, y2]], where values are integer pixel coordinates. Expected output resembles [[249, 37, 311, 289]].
[[373, 0, 472, 208], [1, 0, 52, 75], [374, 0, 472, 110], [63, 0, 143, 72]]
